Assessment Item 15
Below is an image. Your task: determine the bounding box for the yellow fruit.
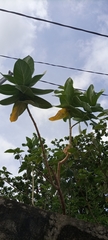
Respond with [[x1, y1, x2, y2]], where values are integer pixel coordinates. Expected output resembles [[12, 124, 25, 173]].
[[49, 108, 69, 121]]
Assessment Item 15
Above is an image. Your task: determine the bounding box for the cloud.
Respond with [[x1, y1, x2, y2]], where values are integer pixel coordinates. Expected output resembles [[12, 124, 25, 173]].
[[0, 0, 49, 60], [73, 37, 108, 90], [0, 136, 20, 175]]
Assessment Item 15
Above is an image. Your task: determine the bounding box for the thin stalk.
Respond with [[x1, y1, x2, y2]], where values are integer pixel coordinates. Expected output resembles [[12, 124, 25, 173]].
[[50, 168, 66, 214], [71, 120, 80, 129], [69, 118, 72, 146], [26, 106, 54, 187], [31, 169, 34, 206], [26, 105, 66, 214]]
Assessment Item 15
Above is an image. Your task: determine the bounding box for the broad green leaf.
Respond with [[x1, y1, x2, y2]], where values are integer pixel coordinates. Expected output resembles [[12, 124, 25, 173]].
[[0, 95, 19, 105], [0, 84, 19, 95], [92, 90, 104, 105], [29, 72, 46, 87], [15, 85, 35, 98], [64, 78, 74, 103], [85, 85, 104, 106], [59, 94, 70, 107], [86, 84, 94, 105], [1, 74, 16, 84], [97, 109, 108, 117], [24, 95, 52, 108], [54, 89, 63, 94], [69, 106, 86, 118], [5, 148, 24, 153], [91, 104, 103, 112], [31, 88, 53, 95], [23, 55, 34, 75], [13, 59, 32, 85], [72, 96, 82, 107], [81, 102, 92, 112]]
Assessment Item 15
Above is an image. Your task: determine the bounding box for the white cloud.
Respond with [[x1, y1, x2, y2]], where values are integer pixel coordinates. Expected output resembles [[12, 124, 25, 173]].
[[0, 136, 20, 175], [73, 37, 108, 90], [30, 106, 58, 127], [0, 0, 49, 60], [67, 0, 88, 15]]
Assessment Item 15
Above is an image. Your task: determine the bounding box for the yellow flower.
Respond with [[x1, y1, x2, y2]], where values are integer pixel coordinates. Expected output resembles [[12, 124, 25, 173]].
[[10, 101, 26, 122], [49, 108, 69, 121]]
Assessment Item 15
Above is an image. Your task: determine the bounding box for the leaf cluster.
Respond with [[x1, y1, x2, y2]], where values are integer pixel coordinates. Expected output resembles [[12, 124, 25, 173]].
[[0, 56, 53, 109], [55, 78, 107, 124]]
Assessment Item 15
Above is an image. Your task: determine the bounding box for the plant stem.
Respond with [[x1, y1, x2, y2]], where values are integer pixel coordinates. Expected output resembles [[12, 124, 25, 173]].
[[26, 106, 54, 187], [69, 118, 72, 146], [27, 105, 66, 214], [31, 169, 34, 206]]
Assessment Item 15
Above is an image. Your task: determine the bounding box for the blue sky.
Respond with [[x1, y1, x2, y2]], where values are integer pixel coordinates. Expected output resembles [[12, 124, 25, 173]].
[[0, 0, 108, 175]]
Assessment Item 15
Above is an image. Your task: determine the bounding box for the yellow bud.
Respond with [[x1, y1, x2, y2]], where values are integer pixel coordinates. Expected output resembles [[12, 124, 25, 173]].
[[49, 108, 69, 121], [10, 101, 26, 122]]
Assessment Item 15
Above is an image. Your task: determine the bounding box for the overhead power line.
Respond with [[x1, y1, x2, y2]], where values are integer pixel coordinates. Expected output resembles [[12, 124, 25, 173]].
[[0, 60, 108, 97], [40, 79, 108, 96], [0, 8, 108, 38], [0, 54, 108, 77]]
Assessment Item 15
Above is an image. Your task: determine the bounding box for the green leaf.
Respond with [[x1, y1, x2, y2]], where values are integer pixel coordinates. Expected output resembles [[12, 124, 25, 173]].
[[31, 88, 53, 95], [81, 102, 92, 112], [64, 78, 74, 103], [97, 109, 108, 117], [5, 148, 24, 153], [59, 94, 70, 107], [91, 104, 103, 112], [29, 72, 46, 87], [72, 96, 82, 107], [24, 96, 52, 108], [23, 55, 34, 75], [85, 85, 104, 106], [0, 84, 19, 95], [13, 59, 32, 85], [0, 95, 19, 105], [92, 90, 104, 105], [69, 106, 85, 118], [86, 84, 94, 105], [1, 74, 16, 84], [15, 85, 35, 98]]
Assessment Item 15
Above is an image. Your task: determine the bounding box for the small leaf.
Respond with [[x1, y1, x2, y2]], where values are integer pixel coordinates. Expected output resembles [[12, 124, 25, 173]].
[[24, 96, 52, 109], [0, 84, 19, 95], [81, 102, 92, 112], [91, 104, 103, 112], [15, 85, 35, 98], [23, 55, 34, 75], [86, 84, 94, 105], [64, 78, 74, 103], [97, 109, 108, 117], [5, 148, 24, 153], [0, 95, 19, 105], [29, 72, 46, 87], [1, 74, 16, 84], [31, 88, 53, 95], [92, 90, 104, 105], [13, 59, 32, 85]]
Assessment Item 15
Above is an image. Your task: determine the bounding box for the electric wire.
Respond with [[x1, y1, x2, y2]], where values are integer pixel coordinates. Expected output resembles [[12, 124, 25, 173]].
[[0, 8, 108, 38], [0, 54, 108, 77], [0, 70, 108, 97]]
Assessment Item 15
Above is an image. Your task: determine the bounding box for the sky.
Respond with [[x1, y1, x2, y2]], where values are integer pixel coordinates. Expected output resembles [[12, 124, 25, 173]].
[[0, 0, 108, 175]]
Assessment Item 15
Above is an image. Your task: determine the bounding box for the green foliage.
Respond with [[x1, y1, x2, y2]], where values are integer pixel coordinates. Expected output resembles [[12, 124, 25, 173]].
[[1, 125, 108, 226], [0, 55, 53, 109], [55, 78, 106, 124], [0, 56, 108, 227]]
